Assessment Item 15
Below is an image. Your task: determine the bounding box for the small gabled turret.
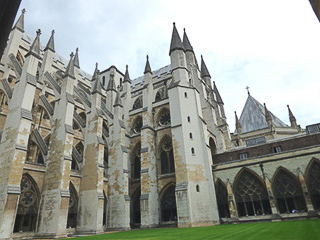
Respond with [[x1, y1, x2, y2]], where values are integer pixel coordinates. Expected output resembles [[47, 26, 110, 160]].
[[123, 65, 131, 84], [144, 55, 152, 74], [73, 47, 80, 68], [63, 52, 75, 79], [287, 105, 298, 128], [264, 103, 273, 128], [182, 28, 193, 52], [25, 29, 41, 59], [92, 63, 102, 95], [201, 55, 212, 87], [213, 81, 223, 105], [13, 8, 25, 32], [235, 111, 242, 134], [169, 22, 184, 55], [44, 30, 55, 52]]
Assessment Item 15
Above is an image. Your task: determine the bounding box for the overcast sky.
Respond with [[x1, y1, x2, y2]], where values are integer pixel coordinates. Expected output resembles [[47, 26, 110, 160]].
[[16, 0, 320, 131]]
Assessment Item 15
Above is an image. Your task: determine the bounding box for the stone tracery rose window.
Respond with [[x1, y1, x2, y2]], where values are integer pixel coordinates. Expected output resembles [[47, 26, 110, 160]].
[[133, 117, 142, 134], [158, 109, 171, 126]]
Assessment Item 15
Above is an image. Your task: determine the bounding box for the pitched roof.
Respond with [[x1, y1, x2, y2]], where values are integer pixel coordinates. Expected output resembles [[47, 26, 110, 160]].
[[238, 95, 288, 133]]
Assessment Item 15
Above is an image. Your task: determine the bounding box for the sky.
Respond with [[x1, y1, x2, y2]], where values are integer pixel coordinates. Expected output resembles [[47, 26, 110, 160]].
[[16, 0, 320, 131]]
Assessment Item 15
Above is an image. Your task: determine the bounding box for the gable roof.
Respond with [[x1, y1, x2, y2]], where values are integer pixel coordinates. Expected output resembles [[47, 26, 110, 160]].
[[237, 95, 288, 133]]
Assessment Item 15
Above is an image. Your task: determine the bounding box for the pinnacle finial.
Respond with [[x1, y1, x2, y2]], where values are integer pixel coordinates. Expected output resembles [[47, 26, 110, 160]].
[[70, 52, 74, 59], [44, 29, 55, 52], [52, 29, 55, 35], [200, 55, 211, 78], [36, 29, 41, 36], [169, 22, 184, 55], [144, 55, 152, 74], [73, 47, 80, 68], [246, 86, 250, 95], [123, 64, 131, 83]]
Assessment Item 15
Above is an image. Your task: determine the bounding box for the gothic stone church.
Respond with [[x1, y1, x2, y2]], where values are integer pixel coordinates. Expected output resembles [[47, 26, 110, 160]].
[[0, 9, 319, 239]]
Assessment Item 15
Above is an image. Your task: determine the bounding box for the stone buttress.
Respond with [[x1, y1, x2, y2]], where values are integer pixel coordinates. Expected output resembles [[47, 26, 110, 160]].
[[77, 66, 105, 234], [36, 53, 76, 238], [107, 88, 130, 230], [140, 56, 159, 228], [0, 30, 41, 239]]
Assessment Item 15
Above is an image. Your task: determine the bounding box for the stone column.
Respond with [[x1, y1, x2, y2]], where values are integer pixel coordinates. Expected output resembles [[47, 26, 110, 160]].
[[264, 176, 280, 218]]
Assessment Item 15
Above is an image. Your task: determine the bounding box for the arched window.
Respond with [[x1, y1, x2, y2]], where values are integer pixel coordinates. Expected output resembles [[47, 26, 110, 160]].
[[14, 174, 40, 232], [16, 50, 24, 67], [132, 96, 143, 110], [132, 144, 141, 179], [155, 87, 167, 102], [102, 76, 106, 86], [191, 147, 195, 155], [131, 189, 141, 227], [132, 116, 142, 134], [234, 169, 271, 217], [26, 139, 45, 165], [215, 179, 230, 218], [209, 138, 217, 164], [273, 168, 306, 214], [0, 90, 8, 112], [103, 192, 107, 227], [161, 185, 177, 222], [75, 142, 84, 158], [306, 159, 320, 211], [79, 112, 86, 125], [158, 109, 171, 126], [67, 182, 78, 228], [160, 138, 174, 174], [103, 145, 108, 177]]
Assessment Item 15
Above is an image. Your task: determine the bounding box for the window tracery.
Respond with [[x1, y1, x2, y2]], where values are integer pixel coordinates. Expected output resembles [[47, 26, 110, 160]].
[[132, 96, 142, 110], [235, 170, 271, 217], [161, 186, 177, 222], [158, 109, 171, 126], [133, 117, 142, 134], [160, 138, 175, 174], [307, 160, 320, 211]]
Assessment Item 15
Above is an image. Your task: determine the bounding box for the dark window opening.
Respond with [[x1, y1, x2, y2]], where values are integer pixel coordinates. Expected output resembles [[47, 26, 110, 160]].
[[161, 186, 177, 222]]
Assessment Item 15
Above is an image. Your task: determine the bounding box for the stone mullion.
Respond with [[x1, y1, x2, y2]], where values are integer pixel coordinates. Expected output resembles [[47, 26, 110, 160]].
[[77, 113, 104, 234]]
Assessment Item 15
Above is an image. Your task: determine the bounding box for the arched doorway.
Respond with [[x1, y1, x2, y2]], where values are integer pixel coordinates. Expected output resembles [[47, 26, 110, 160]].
[[67, 182, 78, 228], [306, 159, 320, 211], [13, 174, 40, 232], [131, 189, 141, 228], [160, 185, 177, 223], [215, 179, 230, 218], [272, 168, 306, 213], [234, 168, 271, 217]]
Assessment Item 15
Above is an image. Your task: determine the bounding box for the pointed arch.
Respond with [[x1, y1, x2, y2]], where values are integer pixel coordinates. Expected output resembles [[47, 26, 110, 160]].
[[158, 135, 174, 175], [131, 142, 141, 179], [132, 115, 142, 134], [67, 182, 78, 228], [132, 96, 143, 110], [234, 168, 271, 217], [159, 183, 177, 223], [272, 167, 306, 214], [13, 173, 40, 232], [155, 86, 167, 102], [26, 134, 46, 165], [16, 50, 25, 67], [209, 137, 217, 164], [131, 188, 141, 227], [32, 105, 52, 128], [215, 179, 230, 218], [305, 158, 320, 211]]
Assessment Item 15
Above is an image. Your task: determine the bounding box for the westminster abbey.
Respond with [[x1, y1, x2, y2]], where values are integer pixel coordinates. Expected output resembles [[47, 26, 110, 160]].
[[0, 9, 319, 239]]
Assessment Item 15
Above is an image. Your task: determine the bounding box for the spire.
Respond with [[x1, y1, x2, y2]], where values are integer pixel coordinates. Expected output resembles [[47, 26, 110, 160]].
[[73, 47, 80, 68], [123, 65, 131, 83], [25, 29, 41, 59], [44, 30, 55, 52], [91, 62, 98, 80], [235, 111, 242, 134], [213, 81, 223, 104], [169, 22, 184, 55], [92, 71, 102, 95], [201, 55, 211, 78], [113, 86, 122, 108], [13, 8, 25, 32], [182, 28, 193, 52], [144, 55, 152, 74], [264, 103, 273, 128], [287, 105, 297, 127], [64, 52, 75, 79], [107, 73, 116, 91]]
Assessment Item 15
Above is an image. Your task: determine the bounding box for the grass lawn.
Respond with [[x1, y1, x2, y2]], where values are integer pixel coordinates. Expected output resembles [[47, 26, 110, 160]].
[[68, 219, 320, 240]]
